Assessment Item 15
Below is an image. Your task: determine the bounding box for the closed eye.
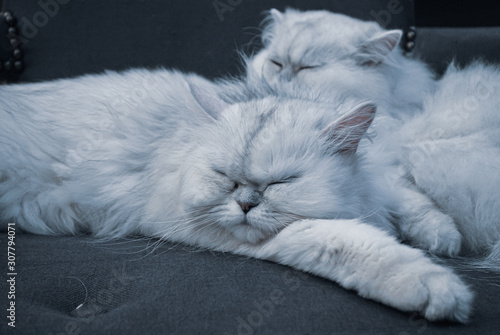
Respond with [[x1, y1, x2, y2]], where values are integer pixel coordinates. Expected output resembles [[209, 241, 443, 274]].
[[298, 65, 318, 71], [213, 169, 228, 177], [213, 169, 239, 191], [270, 59, 283, 69], [268, 176, 299, 187]]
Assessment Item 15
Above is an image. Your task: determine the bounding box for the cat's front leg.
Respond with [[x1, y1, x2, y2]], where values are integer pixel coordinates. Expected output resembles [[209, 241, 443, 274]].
[[239, 219, 473, 323], [395, 181, 462, 256]]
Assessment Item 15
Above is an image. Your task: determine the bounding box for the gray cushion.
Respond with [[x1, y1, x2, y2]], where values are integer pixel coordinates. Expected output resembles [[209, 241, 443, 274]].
[[2, 0, 412, 82], [3, 233, 500, 334]]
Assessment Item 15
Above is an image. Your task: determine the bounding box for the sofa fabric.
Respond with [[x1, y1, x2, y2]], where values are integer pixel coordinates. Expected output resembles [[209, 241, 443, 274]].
[[2, 234, 500, 335], [2, 0, 413, 82], [1, 0, 500, 334], [414, 27, 500, 75]]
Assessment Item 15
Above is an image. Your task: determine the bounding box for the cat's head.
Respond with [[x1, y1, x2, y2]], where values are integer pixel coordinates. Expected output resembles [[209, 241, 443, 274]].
[[248, 8, 433, 110], [176, 84, 384, 244]]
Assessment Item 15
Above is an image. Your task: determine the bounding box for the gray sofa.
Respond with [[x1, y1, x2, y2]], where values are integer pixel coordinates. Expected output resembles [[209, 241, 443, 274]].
[[1, 0, 500, 334]]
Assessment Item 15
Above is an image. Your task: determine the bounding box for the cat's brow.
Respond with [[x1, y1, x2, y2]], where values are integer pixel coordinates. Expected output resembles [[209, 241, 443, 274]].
[[241, 105, 278, 162]]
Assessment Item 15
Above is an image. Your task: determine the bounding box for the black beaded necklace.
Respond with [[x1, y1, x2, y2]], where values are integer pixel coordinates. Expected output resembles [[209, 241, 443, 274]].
[[1, 10, 24, 76]]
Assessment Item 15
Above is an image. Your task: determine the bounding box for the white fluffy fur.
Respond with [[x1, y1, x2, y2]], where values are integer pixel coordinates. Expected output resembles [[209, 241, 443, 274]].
[[249, 8, 500, 267], [400, 63, 500, 260], [0, 68, 473, 322]]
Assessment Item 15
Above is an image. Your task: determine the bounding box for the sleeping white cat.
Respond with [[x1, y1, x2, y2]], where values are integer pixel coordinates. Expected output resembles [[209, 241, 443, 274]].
[[248, 8, 435, 116], [0, 68, 472, 322]]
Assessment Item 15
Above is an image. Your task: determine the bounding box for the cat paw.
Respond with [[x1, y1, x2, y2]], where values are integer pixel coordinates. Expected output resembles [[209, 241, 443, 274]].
[[407, 211, 462, 257], [421, 269, 474, 323], [372, 247, 473, 322]]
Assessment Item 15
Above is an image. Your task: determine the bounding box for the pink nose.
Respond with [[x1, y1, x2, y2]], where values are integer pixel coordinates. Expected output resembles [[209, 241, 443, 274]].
[[237, 201, 256, 214]]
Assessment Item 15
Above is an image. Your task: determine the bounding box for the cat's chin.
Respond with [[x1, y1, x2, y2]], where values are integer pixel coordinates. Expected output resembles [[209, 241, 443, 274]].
[[228, 224, 274, 244]]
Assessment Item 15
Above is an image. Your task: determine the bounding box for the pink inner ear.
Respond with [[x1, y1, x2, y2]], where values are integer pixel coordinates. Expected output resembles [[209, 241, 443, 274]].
[[324, 104, 376, 154], [380, 31, 402, 50], [337, 105, 375, 130]]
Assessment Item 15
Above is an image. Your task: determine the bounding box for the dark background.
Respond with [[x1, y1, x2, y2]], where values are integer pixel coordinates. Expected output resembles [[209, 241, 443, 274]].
[[0, 0, 500, 81], [2, 0, 499, 83], [415, 0, 500, 27], [3, 0, 412, 82]]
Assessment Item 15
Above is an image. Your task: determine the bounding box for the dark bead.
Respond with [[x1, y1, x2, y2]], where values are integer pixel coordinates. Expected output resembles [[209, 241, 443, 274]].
[[4, 60, 12, 71], [8, 26, 18, 35], [408, 25, 416, 32], [14, 61, 23, 72], [3, 12, 17, 26], [406, 30, 416, 40], [9, 37, 21, 49], [405, 41, 415, 51], [13, 49, 23, 59]]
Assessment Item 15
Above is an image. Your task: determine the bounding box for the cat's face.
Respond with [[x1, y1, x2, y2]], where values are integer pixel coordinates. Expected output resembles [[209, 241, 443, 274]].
[[180, 97, 376, 244], [249, 9, 402, 106]]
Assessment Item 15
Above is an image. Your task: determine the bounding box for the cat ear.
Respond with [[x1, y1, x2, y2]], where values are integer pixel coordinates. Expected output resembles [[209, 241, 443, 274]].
[[187, 80, 230, 120], [322, 103, 376, 155], [356, 30, 402, 65], [269, 8, 283, 23]]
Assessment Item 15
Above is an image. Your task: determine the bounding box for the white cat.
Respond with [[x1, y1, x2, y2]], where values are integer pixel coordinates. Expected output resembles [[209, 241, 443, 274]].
[[248, 8, 500, 265], [0, 68, 472, 322], [248, 8, 435, 116]]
